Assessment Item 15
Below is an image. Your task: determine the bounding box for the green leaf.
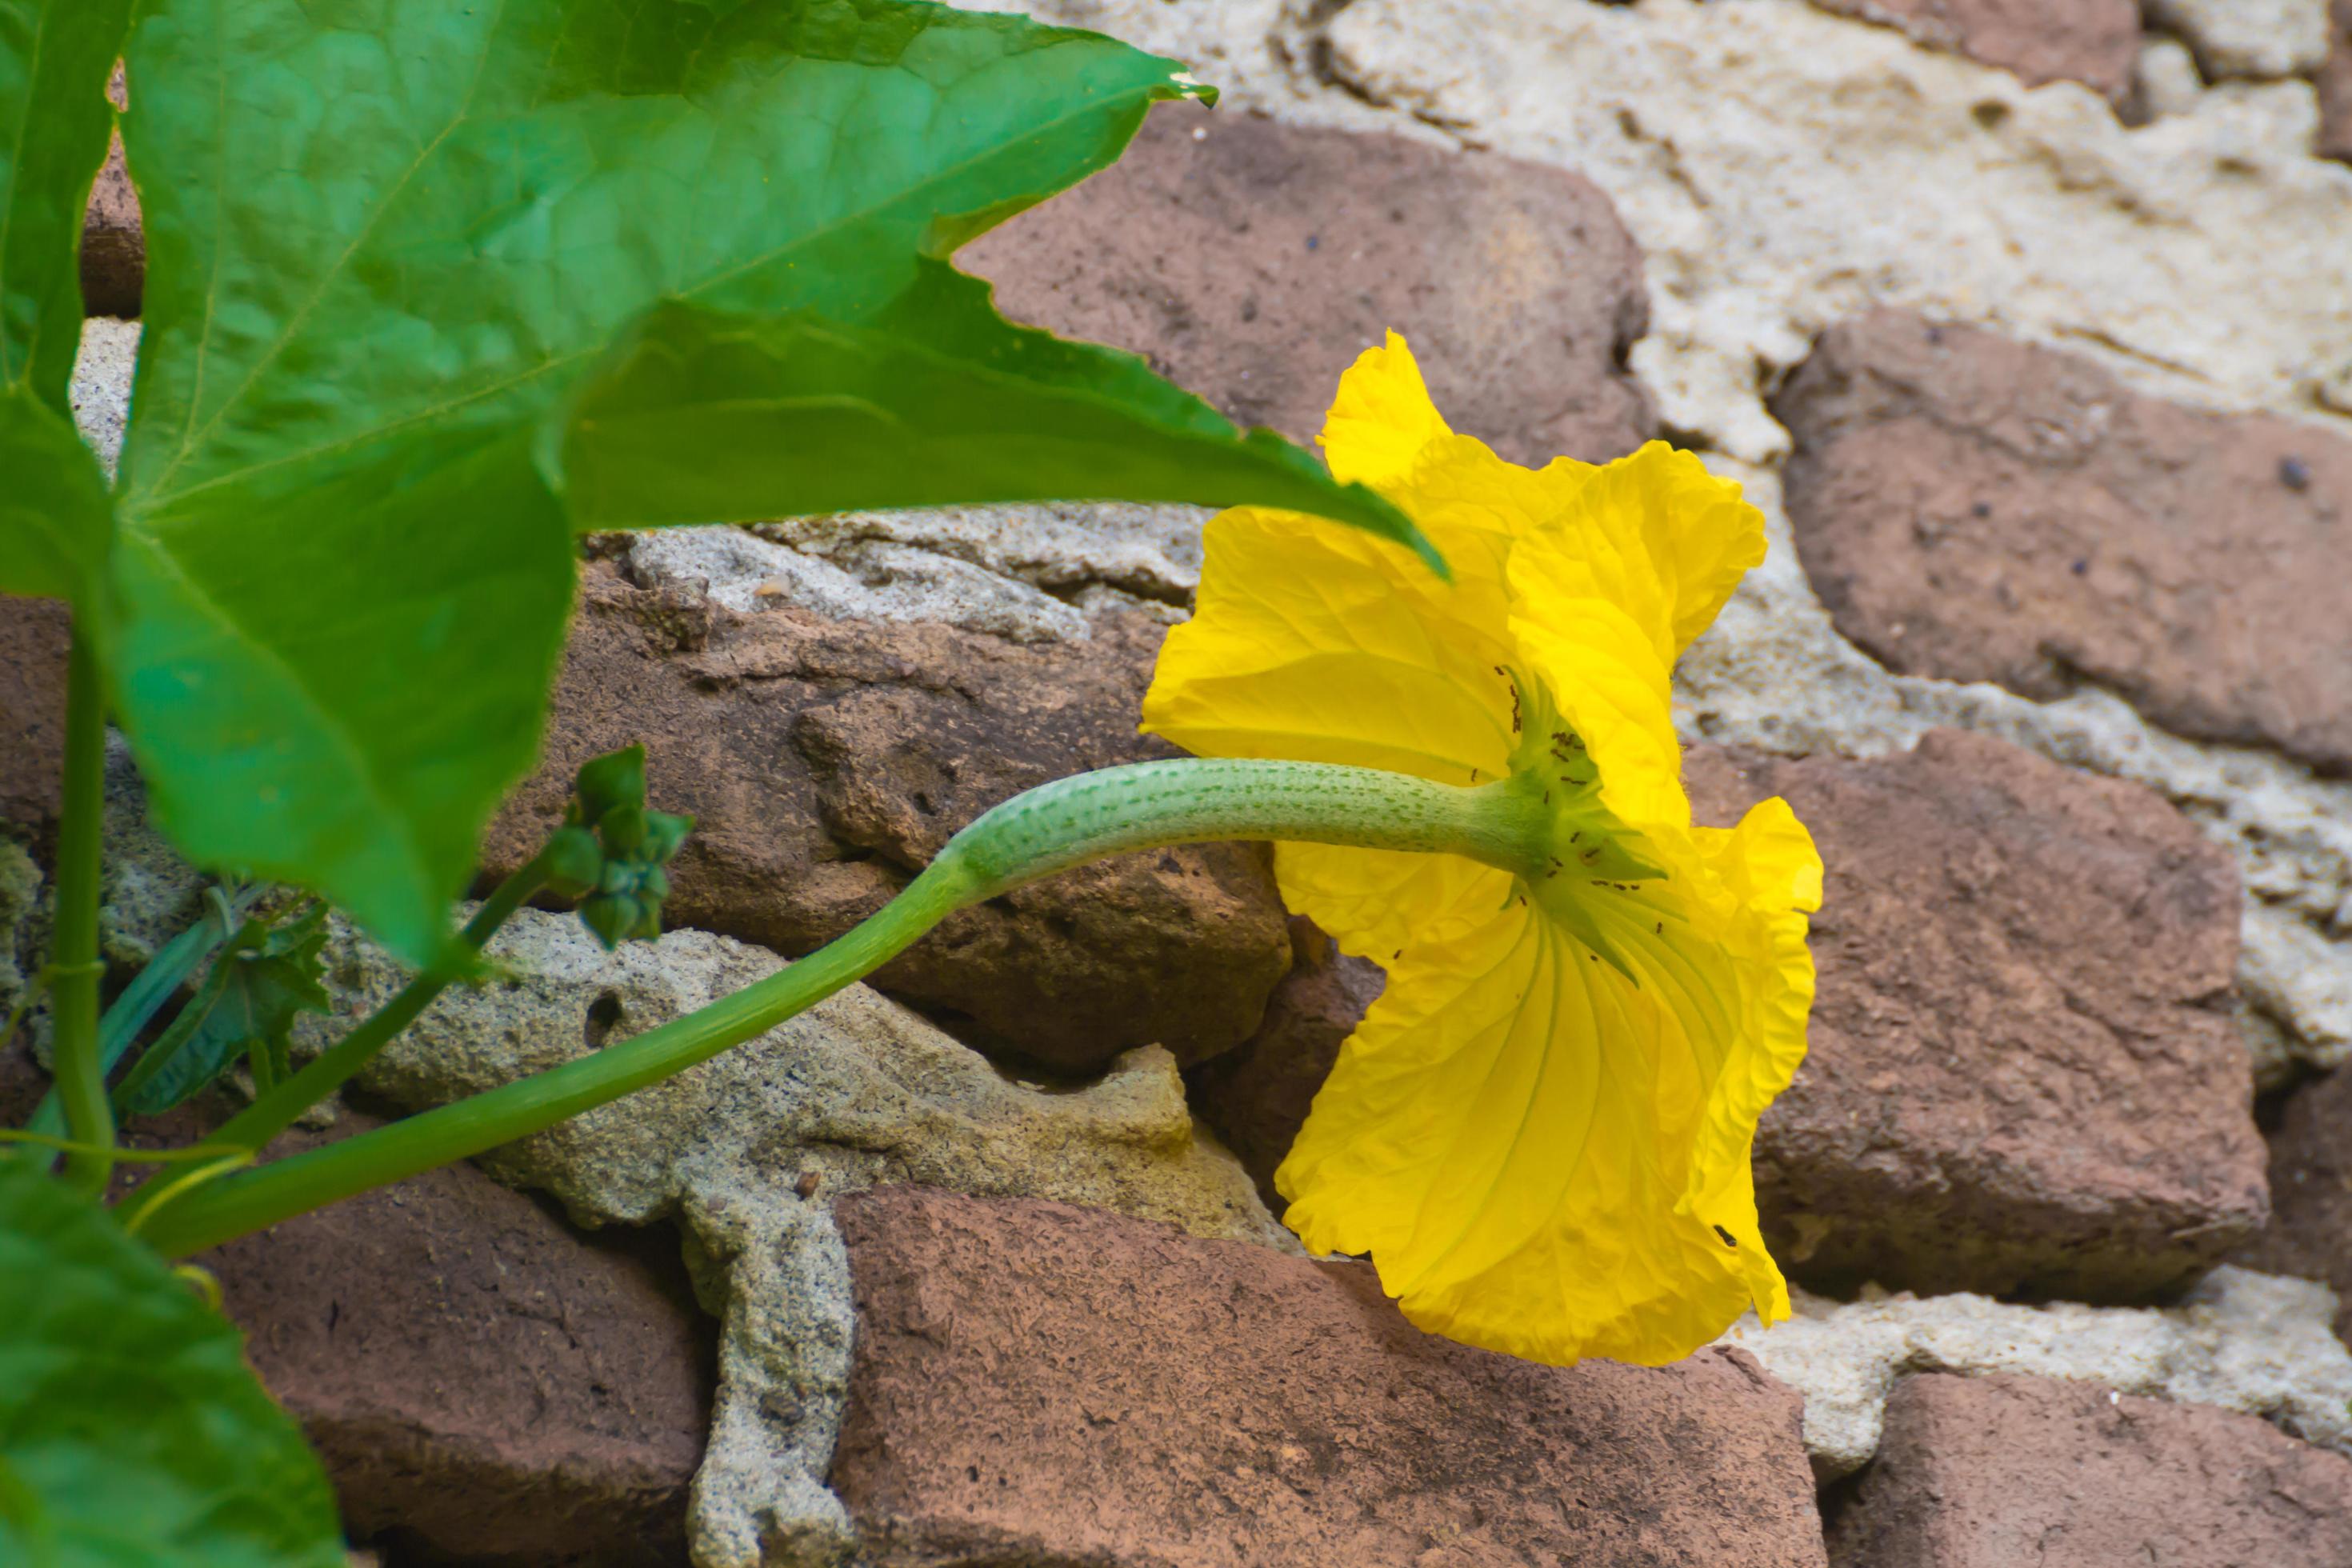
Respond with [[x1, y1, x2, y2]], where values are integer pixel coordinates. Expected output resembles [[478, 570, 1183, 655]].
[[0, 0, 128, 606], [0, 0, 131, 413], [554, 268, 1437, 568], [0, 384, 114, 602], [0, 1160, 342, 1566], [102, 0, 1256, 964], [120, 907, 332, 1115], [107, 427, 576, 964]]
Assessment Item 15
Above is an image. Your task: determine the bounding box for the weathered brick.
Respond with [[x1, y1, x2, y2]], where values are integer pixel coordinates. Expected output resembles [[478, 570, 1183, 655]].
[[833, 1186, 1826, 1568], [1829, 1373, 2352, 1566], [1776, 311, 2352, 772], [967, 102, 1655, 466]]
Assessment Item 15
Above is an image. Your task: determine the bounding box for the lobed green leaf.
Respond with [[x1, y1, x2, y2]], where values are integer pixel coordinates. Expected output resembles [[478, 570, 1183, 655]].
[[100, 0, 1258, 964], [78, 0, 1437, 967], [0, 1160, 342, 1567]]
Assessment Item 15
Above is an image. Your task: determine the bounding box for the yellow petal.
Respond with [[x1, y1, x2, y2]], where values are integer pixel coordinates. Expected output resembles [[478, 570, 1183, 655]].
[[1527, 442, 1766, 665], [1507, 561, 1686, 834], [1318, 332, 1454, 490], [1278, 798, 1820, 1366], [1274, 842, 1514, 966], [1141, 503, 1517, 783], [1680, 797, 1821, 1289]]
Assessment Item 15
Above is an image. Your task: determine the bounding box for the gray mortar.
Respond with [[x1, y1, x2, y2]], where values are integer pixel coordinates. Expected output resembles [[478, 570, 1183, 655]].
[[624, 498, 1206, 646], [69, 316, 138, 477], [294, 908, 1290, 1567], [1720, 1266, 2352, 1478]]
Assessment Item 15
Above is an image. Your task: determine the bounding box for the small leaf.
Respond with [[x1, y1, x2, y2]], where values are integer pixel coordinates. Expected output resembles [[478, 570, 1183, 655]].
[[578, 894, 640, 953], [554, 273, 1436, 567], [122, 908, 333, 1115], [0, 1161, 343, 1566]]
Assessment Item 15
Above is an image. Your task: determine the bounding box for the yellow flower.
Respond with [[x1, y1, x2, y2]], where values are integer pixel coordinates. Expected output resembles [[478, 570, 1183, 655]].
[[1142, 334, 1822, 1366]]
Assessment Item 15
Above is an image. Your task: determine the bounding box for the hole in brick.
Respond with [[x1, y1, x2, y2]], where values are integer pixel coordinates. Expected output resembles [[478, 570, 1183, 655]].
[[584, 990, 626, 1050]]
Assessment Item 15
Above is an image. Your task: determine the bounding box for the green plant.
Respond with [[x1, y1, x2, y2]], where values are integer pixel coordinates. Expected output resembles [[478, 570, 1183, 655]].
[[3, 1, 1821, 1561]]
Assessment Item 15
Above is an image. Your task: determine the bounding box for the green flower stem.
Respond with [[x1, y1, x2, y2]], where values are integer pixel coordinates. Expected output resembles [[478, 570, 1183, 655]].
[[137, 758, 1544, 1258], [198, 847, 560, 1159], [51, 626, 114, 1196]]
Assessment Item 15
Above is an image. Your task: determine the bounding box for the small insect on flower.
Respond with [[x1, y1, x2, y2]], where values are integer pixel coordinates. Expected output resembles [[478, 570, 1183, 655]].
[[1142, 334, 1822, 1367]]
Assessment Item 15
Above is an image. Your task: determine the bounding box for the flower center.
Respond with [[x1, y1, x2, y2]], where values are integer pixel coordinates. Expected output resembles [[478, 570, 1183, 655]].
[[1490, 667, 1670, 977]]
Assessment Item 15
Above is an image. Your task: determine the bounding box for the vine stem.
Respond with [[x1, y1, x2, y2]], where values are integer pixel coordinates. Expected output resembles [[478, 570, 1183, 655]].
[[51, 624, 114, 1196], [135, 758, 1546, 1258]]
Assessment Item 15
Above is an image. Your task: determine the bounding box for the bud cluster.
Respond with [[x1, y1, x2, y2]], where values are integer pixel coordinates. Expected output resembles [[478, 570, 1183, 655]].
[[542, 746, 694, 949]]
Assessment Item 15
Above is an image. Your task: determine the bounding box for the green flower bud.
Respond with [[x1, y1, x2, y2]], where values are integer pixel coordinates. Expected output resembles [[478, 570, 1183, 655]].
[[598, 802, 647, 855], [642, 811, 694, 865], [572, 745, 649, 823], [578, 893, 639, 952], [542, 826, 605, 900]]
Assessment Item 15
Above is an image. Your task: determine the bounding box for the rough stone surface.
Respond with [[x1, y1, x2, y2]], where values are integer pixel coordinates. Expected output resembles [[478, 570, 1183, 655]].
[[298, 906, 1289, 1568], [1827, 1372, 2352, 1566], [0, 839, 38, 1021], [1719, 1266, 2352, 1478], [1777, 311, 2352, 774], [1805, 0, 2140, 104], [206, 1110, 714, 1567], [2232, 1064, 2352, 1343], [1688, 730, 2266, 1299], [622, 505, 1199, 646], [965, 102, 1655, 467], [2148, 0, 2334, 80], [479, 564, 1290, 1074], [2136, 35, 2208, 118], [1671, 453, 2352, 1084], [80, 134, 142, 318], [1294, 0, 2352, 462], [0, 597, 71, 848], [1186, 916, 1382, 1213], [834, 1186, 1827, 1568], [746, 504, 1201, 618]]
